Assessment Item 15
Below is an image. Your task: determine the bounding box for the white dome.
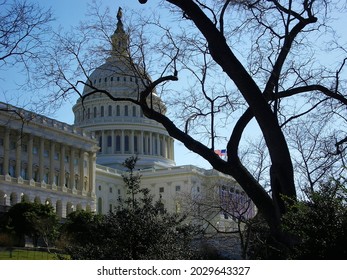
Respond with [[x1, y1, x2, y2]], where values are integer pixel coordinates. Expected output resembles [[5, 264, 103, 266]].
[[72, 10, 175, 170]]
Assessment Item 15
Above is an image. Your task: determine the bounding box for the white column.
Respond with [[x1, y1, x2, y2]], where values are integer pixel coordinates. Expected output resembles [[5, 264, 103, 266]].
[[131, 130, 134, 154], [170, 138, 175, 161], [69, 147, 75, 188], [39, 137, 44, 182], [163, 136, 168, 158], [60, 144, 65, 187], [140, 131, 144, 154], [102, 130, 105, 153], [79, 150, 85, 191], [111, 130, 115, 154], [156, 134, 160, 155], [49, 141, 55, 185], [27, 134, 33, 180], [88, 152, 96, 193], [121, 130, 125, 153], [149, 132, 152, 155], [15, 133, 22, 177], [3, 128, 10, 175]]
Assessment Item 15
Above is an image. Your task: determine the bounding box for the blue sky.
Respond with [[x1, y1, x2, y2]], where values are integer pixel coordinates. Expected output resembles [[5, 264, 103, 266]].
[[1, 0, 213, 169], [1, 0, 347, 170]]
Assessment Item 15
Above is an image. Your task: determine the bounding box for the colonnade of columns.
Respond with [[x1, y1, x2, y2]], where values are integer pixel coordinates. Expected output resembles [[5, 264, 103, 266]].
[[95, 129, 175, 160], [0, 189, 94, 218], [0, 127, 96, 194]]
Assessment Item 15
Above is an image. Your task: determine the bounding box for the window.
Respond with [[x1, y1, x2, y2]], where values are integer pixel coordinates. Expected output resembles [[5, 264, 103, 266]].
[[44, 149, 49, 158], [32, 146, 38, 154], [10, 141, 16, 150], [98, 197, 102, 214], [111, 77, 114, 82], [9, 164, 15, 177], [44, 172, 49, 183], [22, 144, 28, 152], [99, 136, 102, 152], [109, 187, 112, 193], [87, 108, 91, 119], [54, 174, 59, 185], [116, 105, 120, 116], [134, 136, 138, 153], [21, 166, 28, 180], [107, 135, 112, 147], [54, 152, 59, 160], [93, 107, 97, 118], [98, 185, 101, 191], [0, 138, 3, 146], [132, 106, 136, 117], [104, 77, 107, 83], [115, 135, 121, 152], [101, 106, 104, 117], [124, 135, 129, 152], [108, 105, 112, 116], [124, 105, 128, 116], [155, 138, 158, 154], [159, 187, 164, 193], [176, 185, 181, 192]]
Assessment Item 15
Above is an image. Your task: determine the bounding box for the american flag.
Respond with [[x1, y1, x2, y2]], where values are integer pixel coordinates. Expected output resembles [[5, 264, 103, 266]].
[[214, 149, 227, 157]]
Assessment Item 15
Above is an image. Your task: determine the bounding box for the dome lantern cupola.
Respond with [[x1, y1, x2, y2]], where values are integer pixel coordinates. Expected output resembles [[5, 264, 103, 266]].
[[72, 7, 176, 170]]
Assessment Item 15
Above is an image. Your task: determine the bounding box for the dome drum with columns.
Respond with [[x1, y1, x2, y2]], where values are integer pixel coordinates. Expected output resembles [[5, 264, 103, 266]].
[[72, 8, 175, 170]]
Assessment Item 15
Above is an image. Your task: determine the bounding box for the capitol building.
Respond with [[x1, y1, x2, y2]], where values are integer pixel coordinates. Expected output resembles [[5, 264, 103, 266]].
[[0, 11, 254, 231]]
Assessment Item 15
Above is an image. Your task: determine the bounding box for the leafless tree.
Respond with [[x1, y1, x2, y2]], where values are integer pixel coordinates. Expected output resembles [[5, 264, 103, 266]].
[[41, 0, 347, 246], [179, 176, 256, 259], [0, 0, 54, 114], [0, 0, 53, 77]]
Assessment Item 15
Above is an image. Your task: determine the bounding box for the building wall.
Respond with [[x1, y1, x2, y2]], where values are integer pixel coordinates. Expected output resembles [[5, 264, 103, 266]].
[[0, 103, 98, 217]]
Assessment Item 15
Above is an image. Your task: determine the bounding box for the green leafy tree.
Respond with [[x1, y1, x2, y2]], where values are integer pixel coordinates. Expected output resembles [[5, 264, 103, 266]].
[[7, 202, 59, 247], [63, 156, 200, 259], [282, 180, 347, 259], [247, 180, 347, 259]]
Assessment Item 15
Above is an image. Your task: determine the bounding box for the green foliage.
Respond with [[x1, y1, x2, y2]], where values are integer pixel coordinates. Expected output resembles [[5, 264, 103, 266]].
[[244, 214, 290, 259], [282, 180, 347, 259], [6, 202, 59, 247], [62, 156, 200, 259], [246, 180, 347, 259]]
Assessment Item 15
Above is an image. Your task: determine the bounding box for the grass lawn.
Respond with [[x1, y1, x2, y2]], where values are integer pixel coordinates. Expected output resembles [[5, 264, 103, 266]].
[[0, 248, 70, 260]]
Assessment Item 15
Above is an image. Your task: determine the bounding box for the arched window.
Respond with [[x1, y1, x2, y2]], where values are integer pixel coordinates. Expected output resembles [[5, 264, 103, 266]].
[[101, 106, 104, 117], [132, 106, 136, 117], [108, 105, 112, 116], [93, 107, 97, 118], [107, 135, 112, 147]]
